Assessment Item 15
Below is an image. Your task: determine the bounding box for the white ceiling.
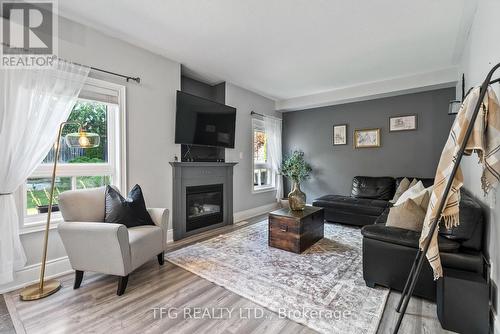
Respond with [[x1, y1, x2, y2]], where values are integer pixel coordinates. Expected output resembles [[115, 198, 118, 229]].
[[58, 0, 475, 104]]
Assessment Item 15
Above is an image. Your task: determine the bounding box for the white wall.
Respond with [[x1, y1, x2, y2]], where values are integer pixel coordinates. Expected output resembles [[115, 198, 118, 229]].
[[1, 15, 181, 292], [225, 83, 282, 213], [457, 1, 500, 331]]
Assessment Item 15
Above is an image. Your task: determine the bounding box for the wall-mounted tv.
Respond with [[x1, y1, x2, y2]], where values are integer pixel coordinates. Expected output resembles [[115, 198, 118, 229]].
[[175, 90, 237, 148]]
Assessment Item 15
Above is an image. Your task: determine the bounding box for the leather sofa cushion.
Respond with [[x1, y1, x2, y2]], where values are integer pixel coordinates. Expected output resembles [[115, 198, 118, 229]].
[[395, 177, 434, 189], [440, 250, 484, 274], [351, 176, 395, 200], [361, 224, 460, 253], [313, 195, 389, 217], [374, 208, 389, 224], [439, 189, 484, 251]]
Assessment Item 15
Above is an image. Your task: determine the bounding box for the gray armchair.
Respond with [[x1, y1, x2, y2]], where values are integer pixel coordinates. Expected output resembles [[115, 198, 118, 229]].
[[57, 187, 168, 295]]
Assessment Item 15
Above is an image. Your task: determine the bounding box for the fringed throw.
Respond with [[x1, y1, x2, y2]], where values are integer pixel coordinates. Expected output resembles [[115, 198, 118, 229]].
[[419, 86, 500, 279]]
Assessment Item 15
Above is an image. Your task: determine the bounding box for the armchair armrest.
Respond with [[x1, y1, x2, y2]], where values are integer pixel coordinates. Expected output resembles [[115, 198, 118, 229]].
[[147, 208, 169, 246], [58, 221, 132, 276]]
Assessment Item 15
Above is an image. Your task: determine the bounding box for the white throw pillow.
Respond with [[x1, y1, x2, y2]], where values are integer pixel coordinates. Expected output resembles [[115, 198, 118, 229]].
[[395, 181, 424, 206]]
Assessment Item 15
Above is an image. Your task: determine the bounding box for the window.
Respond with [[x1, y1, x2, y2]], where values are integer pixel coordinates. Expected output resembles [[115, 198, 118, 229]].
[[22, 78, 126, 227], [252, 118, 275, 191]]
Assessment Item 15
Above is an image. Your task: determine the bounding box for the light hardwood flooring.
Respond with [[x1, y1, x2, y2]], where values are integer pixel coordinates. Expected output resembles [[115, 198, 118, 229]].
[[0, 216, 452, 334]]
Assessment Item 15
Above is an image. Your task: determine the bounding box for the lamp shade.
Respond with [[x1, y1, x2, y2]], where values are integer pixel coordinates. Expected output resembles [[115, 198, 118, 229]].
[[65, 131, 100, 148]]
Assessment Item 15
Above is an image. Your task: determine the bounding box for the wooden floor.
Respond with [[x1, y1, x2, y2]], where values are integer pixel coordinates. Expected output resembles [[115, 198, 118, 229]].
[[0, 216, 452, 334]]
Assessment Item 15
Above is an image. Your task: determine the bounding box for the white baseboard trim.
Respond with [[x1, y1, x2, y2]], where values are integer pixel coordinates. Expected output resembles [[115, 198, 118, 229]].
[[233, 202, 279, 223], [0, 256, 72, 294]]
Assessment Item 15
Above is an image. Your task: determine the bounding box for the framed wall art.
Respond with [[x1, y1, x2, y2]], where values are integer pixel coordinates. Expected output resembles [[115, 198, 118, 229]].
[[333, 124, 347, 145], [354, 128, 381, 148], [389, 115, 417, 132]]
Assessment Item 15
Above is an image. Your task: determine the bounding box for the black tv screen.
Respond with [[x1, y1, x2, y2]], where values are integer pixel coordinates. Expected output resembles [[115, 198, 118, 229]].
[[175, 91, 237, 148]]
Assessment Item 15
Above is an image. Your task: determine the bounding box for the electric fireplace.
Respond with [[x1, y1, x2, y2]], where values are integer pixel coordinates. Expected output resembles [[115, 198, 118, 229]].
[[186, 184, 223, 232], [170, 161, 237, 240]]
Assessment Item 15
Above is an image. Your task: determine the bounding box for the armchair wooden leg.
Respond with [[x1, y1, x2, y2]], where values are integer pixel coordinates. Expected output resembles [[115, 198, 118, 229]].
[[117, 275, 129, 296], [157, 251, 165, 266], [74, 270, 84, 289]]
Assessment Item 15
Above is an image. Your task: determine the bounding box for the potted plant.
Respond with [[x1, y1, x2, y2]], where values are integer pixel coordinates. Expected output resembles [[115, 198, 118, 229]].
[[280, 150, 312, 211]]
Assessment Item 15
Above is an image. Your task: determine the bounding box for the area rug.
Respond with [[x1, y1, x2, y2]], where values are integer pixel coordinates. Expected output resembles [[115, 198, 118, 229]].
[[166, 220, 389, 334]]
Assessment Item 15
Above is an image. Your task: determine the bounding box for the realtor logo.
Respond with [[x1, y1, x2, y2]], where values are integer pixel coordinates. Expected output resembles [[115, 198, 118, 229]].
[[1, 0, 57, 68]]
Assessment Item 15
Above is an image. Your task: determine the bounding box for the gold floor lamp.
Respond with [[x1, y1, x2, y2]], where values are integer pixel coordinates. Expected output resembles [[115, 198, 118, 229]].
[[20, 122, 100, 301]]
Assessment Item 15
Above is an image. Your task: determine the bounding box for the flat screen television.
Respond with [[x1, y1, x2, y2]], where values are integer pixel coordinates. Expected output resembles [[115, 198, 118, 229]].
[[175, 90, 237, 148]]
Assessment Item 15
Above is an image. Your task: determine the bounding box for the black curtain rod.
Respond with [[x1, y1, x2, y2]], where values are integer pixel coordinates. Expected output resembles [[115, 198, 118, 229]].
[[0, 42, 140, 83], [89, 66, 140, 83]]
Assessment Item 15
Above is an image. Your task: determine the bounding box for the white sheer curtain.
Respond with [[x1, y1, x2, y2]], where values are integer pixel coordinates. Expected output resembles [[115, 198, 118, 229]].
[[264, 115, 283, 201], [0, 60, 90, 284]]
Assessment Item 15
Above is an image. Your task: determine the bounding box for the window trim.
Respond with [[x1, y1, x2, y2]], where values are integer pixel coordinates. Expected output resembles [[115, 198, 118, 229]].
[[251, 117, 276, 193], [19, 78, 127, 230]]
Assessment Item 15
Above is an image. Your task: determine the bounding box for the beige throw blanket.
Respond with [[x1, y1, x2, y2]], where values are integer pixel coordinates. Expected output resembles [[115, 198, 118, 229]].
[[420, 86, 500, 279]]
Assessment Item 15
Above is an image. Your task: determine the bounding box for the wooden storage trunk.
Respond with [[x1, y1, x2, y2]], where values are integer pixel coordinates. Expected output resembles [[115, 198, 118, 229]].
[[268, 206, 324, 253]]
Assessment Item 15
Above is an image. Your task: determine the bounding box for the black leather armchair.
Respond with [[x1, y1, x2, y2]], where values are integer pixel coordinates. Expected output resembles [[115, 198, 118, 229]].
[[361, 189, 485, 301]]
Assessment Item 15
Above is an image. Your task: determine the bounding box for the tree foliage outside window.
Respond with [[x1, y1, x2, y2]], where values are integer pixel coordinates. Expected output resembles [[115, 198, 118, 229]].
[[253, 121, 273, 189], [67, 101, 108, 163], [42, 101, 108, 164], [28, 101, 111, 215], [254, 130, 267, 163]]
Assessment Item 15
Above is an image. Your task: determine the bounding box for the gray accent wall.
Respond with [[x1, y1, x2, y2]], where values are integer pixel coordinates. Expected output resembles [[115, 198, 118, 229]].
[[282, 88, 455, 201]]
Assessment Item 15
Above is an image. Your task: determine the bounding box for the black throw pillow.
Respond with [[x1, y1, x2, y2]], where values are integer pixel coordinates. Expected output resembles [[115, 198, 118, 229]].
[[104, 184, 155, 228]]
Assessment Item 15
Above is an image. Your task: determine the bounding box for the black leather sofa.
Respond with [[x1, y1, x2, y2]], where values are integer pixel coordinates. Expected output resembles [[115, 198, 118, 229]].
[[312, 176, 485, 301], [361, 188, 485, 301], [312, 176, 434, 226]]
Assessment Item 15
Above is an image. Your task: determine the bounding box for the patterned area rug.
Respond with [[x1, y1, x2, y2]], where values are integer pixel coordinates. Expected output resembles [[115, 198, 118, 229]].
[[166, 220, 389, 334]]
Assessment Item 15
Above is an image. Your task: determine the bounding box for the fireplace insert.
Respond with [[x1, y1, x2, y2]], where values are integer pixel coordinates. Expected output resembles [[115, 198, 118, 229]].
[[186, 184, 223, 232]]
